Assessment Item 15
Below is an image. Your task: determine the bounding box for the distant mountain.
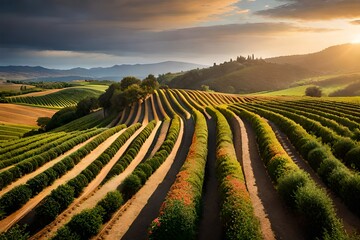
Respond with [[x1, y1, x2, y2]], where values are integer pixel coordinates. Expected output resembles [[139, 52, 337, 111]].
[[267, 44, 360, 74], [0, 61, 207, 81]]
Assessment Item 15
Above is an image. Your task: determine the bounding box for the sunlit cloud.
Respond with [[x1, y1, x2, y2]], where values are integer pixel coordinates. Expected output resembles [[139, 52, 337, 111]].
[[257, 0, 360, 20]]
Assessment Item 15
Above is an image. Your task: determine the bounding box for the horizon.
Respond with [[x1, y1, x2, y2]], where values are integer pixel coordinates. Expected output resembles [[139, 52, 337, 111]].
[[1, 1, 360, 68]]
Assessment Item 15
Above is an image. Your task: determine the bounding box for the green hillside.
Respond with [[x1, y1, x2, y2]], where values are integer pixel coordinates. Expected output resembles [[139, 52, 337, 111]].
[[167, 59, 313, 93]]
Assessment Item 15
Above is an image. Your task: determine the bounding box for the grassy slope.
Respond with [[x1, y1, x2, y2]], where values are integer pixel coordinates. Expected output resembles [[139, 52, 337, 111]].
[[255, 73, 360, 97]]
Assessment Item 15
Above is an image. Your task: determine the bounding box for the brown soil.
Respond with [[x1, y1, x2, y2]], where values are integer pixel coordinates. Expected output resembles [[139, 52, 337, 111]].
[[150, 94, 159, 121], [95, 119, 185, 240], [238, 117, 306, 240], [149, 121, 170, 158], [231, 116, 275, 240], [154, 92, 168, 120], [0, 104, 56, 126], [132, 100, 143, 124], [198, 118, 223, 240], [0, 130, 124, 233], [124, 102, 136, 126], [267, 120, 360, 235]]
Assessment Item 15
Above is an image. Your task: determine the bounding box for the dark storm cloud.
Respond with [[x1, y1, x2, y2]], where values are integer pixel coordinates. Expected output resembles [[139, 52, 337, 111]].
[[257, 0, 360, 20], [0, 14, 337, 54]]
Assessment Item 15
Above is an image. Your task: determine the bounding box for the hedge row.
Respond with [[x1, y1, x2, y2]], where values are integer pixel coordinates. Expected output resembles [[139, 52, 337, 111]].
[[0, 128, 104, 191], [291, 100, 360, 125], [165, 90, 190, 119], [250, 103, 360, 170], [52, 191, 124, 240], [207, 107, 262, 240], [259, 101, 353, 138], [175, 89, 204, 113], [0, 132, 75, 168], [0, 132, 54, 156], [102, 121, 157, 183], [0, 126, 125, 217], [33, 124, 140, 225], [298, 100, 360, 119], [229, 106, 346, 239], [236, 104, 360, 217], [0, 132, 67, 161], [271, 100, 360, 132], [53, 117, 181, 240], [149, 111, 206, 239], [122, 117, 180, 200], [157, 90, 176, 118]]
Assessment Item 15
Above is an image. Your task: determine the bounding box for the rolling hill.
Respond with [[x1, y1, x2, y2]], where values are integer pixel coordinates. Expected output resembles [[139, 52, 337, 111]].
[[166, 60, 314, 93], [267, 43, 360, 74]]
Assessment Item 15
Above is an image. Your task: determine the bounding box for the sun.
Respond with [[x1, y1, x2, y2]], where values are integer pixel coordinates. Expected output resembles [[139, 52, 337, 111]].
[[351, 35, 360, 43]]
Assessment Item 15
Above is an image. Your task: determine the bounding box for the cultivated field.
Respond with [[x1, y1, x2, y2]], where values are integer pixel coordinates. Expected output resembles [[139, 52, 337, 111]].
[[0, 104, 56, 126], [0, 89, 360, 240], [6, 87, 104, 109]]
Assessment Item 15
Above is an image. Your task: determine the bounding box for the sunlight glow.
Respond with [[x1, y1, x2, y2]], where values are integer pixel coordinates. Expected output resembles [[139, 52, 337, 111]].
[[351, 35, 360, 43]]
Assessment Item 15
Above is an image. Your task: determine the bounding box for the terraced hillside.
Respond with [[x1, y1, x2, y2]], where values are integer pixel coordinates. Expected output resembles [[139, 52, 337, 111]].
[[1, 89, 360, 240]]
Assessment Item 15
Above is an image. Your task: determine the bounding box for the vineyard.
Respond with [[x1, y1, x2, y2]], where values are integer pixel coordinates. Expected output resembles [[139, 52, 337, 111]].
[[1, 89, 360, 240], [6, 88, 104, 109]]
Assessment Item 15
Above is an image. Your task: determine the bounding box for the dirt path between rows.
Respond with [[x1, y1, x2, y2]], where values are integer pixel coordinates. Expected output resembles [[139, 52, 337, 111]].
[[198, 117, 223, 240], [124, 103, 136, 126], [0, 134, 100, 197], [34, 123, 162, 239], [150, 94, 160, 121], [119, 117, 195, 240], [148, 121, 170, 158], [0, 130, 124, 233], [95, 119, 184, 240], [231, 116, 275, 240], [132, 100, 143, 124], [240, 118, 305, 239], [267, 120, 360, 235], [154, 92, 168, 120], [141, 98, 149, 125]]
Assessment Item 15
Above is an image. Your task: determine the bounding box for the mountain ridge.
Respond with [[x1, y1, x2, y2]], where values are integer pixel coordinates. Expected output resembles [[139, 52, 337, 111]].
[[0, 61, 207, 81]]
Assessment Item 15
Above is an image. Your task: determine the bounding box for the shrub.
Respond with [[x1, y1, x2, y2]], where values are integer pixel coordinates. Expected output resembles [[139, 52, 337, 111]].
[[67, 208, 104, 239], [96, 191, 123, 222], [121, 174, 142, 200], [0, 185, 32, 214], [345, 146, 360, 170], [52, 226, 81, 240], [278, 171, 310, 207], [35, 196, 61, 221], [49, 184, 74, 210], [307, 147, 329, 170]]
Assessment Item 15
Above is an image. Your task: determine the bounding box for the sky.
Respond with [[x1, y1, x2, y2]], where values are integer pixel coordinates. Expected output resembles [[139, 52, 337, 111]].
[[1, 0, 360, 69]]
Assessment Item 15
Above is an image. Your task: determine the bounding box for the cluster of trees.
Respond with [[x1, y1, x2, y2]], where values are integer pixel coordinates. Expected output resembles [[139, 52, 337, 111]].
[[305, 86, 322, 97], [35, 74, 158, 131], [37, 96, 99, 131], [99, 75, 158, 116]]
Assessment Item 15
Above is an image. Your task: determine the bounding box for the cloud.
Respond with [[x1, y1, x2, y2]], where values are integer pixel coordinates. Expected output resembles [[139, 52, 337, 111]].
[[0, 0, 240, 29], [257, 0, 360, 20], [350, 20, 360, 25]]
